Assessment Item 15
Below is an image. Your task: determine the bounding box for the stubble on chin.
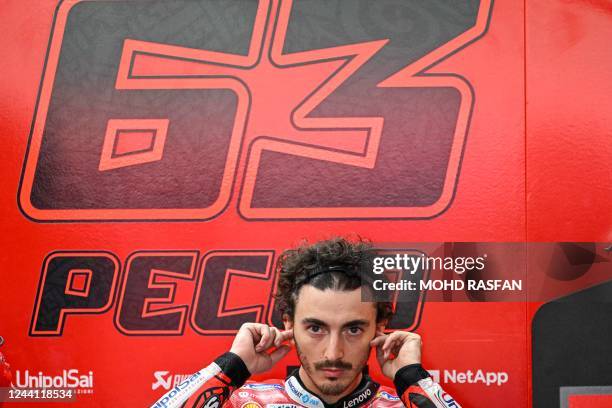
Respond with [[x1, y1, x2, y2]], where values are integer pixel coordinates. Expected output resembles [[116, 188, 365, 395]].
[[317, 376, 352, 396], [295, 340, 367, 397]]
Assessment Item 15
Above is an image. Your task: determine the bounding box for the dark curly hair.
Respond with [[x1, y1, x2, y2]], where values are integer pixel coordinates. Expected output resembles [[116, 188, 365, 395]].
[[274, 236, 393, 323]]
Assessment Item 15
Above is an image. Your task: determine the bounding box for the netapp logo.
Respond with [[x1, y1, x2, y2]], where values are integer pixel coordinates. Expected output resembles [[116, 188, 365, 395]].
[[152, 371, 191, 390], [429, 369, 509, 386], [344, 388, 372, 408], [446, 370, 508, 386]]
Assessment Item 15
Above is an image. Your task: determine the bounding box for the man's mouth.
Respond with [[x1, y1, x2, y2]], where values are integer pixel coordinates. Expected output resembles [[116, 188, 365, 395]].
[[320, 368, 345, 378]]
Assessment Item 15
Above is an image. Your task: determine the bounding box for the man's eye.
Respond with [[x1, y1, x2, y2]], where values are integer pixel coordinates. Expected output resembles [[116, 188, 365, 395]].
[[308, 325, 322, 334], [347, 327, 363, 335]]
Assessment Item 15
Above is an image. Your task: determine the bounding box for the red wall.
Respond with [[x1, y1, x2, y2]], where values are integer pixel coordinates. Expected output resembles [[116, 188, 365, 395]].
[[0, 1, 610, 407]]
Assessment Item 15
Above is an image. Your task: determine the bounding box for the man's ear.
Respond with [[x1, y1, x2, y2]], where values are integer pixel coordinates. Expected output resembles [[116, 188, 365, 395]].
[[282, 313, 293, 330]]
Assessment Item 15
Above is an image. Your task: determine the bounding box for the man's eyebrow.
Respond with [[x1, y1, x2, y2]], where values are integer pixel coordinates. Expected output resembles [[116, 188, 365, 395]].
[[300, 318, 370, 328], [342, 319, 370, 328], [301, 318, 328, 327]]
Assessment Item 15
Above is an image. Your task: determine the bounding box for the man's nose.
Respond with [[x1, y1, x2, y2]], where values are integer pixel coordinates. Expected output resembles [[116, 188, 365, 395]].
[[323, 333, 344, 361]]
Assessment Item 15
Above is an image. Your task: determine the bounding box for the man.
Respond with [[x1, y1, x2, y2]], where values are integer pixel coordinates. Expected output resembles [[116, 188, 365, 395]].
[[152, 238, 459, 408]]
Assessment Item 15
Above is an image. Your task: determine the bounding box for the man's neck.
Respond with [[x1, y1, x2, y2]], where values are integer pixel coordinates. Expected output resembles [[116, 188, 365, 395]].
[[297, 366, 363, 404]]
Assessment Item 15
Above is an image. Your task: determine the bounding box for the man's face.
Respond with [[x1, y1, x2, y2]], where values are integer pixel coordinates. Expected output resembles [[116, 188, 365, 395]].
[[285, 286, 380, 398]]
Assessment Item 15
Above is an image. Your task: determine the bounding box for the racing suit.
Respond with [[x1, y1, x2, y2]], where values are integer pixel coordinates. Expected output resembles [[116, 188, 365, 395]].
[[151, 352, 460, 408]]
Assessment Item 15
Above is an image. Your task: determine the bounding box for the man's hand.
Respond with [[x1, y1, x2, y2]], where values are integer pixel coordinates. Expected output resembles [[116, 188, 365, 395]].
[[370, 330, 422, 379], [229, 323, 293, 375]]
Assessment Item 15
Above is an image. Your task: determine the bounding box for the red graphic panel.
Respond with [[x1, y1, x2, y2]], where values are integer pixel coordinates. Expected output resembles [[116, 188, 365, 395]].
[[64, 269, 92, 297], [30, 252, 120, 336], [99, 119, 168, 171], [18, 0, 267, 221], [17, 0, 493, 221], [241, 0, 492, 219], [191, 251, 277, 335], [0, 0, 608, 407], [114, 251, 198, 335]]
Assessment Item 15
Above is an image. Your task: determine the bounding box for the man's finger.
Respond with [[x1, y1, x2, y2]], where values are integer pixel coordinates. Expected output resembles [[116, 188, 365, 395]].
[[370, 334, 387, 347], [375, 342, 386, 367], [381, 332, 401, 351], [268, 327, 280, 349], [243, 323, 262, 343], [382, 332, 406, 358], [275, 330, 293, 347], [256, 325, 272, 351]]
